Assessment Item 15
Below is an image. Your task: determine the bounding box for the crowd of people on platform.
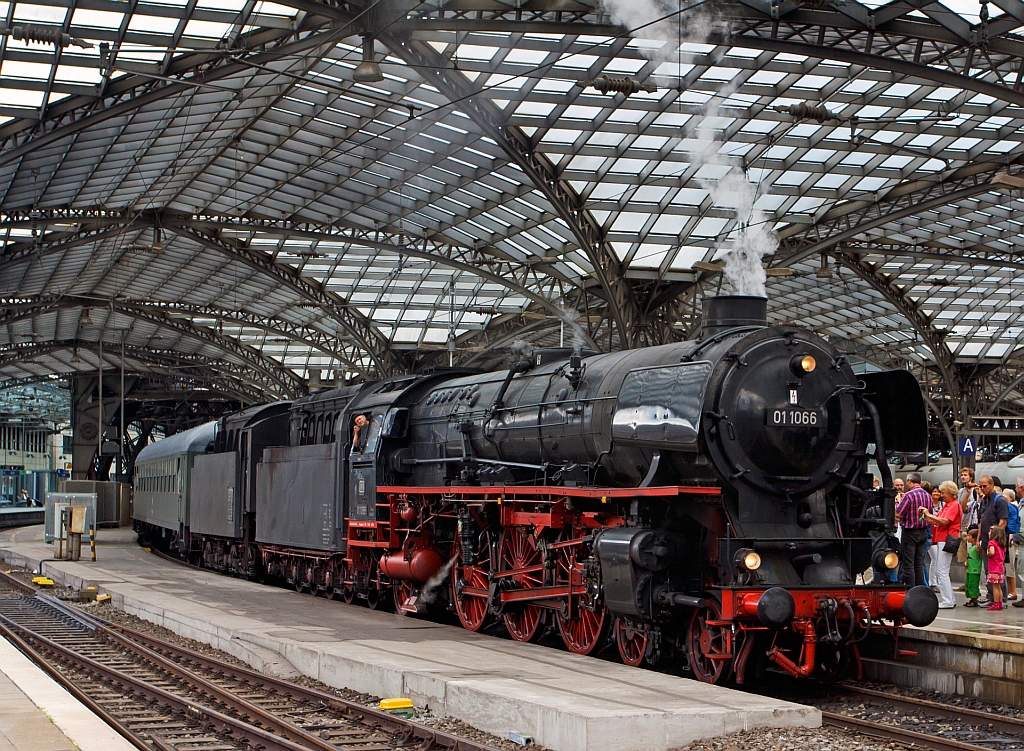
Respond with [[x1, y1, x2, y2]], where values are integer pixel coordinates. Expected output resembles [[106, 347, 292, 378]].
[[892, 468, 1022, 612]]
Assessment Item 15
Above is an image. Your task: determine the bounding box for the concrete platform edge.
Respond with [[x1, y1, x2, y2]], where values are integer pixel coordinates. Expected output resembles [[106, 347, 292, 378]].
[[903, 624, 1024, 655]]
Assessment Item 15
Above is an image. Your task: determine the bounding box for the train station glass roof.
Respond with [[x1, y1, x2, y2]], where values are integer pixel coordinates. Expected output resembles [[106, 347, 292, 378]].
[[1, 0, 1024, 419]]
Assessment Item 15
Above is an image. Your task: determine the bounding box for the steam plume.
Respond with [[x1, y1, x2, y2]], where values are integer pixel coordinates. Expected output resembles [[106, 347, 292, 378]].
[[418, 556, 457, 606], [687, 84, 775, 297], [597, 0, 777, 297]]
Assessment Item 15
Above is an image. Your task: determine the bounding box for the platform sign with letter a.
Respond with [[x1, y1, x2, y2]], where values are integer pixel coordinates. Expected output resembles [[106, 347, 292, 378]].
[[958, 437, 977, 456]]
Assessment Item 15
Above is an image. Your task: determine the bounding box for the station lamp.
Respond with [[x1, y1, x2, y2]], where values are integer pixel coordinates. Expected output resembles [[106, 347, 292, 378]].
[[353, 36, 384, 83]]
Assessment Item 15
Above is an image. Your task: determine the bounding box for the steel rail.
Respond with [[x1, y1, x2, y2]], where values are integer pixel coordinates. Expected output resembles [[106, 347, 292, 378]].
[[0, 616, 152, 751], [0, 568, 37, 595], [37, 602, 347, 751], [837, 683, 1024, 738], [820, 710, 1002, 751], [60, 602, 501, 751], [0, 612, 313, 751], [0, 573, 503, 751]]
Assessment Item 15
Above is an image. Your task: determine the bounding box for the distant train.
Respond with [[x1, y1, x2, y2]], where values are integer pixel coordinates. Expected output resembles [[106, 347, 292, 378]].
[[916, 456, 1024, 489], [133, 295, 937, 684]]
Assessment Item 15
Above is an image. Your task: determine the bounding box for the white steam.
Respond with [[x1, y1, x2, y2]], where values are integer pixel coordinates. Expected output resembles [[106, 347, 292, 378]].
[[597, 0, 777, 297], [509, 339, 532, 361], [558, 304, 588, 356], [686, 81, 775, 298], [597, 0, 720, 66], [418, 556, 457, 606]]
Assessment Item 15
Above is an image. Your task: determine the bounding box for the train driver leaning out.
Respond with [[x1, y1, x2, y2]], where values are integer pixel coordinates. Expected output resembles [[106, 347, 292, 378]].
[[352, 414, 369, 449]]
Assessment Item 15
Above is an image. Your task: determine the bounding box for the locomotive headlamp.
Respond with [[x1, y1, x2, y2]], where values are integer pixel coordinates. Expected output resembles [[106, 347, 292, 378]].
[[791, 355, 816, 375], [874, 550, 900, 570], [735, 548, 761, 571]]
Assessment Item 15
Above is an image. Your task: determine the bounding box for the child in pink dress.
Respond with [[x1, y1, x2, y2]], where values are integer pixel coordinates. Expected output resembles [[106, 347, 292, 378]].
[[987, 525, 1008, 611]]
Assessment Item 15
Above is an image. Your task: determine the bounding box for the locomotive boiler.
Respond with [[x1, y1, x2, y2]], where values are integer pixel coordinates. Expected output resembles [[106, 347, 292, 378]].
[[133, 295, 936, 684]]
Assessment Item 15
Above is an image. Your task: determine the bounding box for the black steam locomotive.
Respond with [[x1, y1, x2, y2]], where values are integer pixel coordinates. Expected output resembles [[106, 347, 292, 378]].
[[133, 295, 936, 684]]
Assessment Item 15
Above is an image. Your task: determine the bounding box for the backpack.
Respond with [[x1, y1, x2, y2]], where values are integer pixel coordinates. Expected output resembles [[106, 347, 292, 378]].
[[1008, 502, 1021, 535]]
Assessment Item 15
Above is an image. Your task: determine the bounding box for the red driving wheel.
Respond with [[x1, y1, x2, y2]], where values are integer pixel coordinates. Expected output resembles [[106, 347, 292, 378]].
[[452, 529, 492, 632], [499, 526, 544, 642], [554, 539, 609, 655], [393, 579, 415, 614], [687, 600, 733, 684], [615, 618, 648, 667]]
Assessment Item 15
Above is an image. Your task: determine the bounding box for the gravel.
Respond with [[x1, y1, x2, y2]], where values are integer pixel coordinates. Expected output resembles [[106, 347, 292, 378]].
[[676, 725, 910, 751], [849, 679, 1024, 719], [812, 695, 1024, 748]]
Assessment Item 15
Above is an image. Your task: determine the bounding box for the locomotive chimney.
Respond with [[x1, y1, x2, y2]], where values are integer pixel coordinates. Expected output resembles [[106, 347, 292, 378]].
[[701, 295, 768, 338]]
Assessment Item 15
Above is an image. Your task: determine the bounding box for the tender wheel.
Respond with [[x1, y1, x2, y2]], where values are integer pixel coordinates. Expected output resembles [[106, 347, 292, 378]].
[[394, 579, 415, 614], [615, 618, 648, 667], [341, 584, 356, 604], [366, 585, 383, 610], [554, 540, 609, 655], [328, 562, 346, 601], [688, 601, 733, 685], [499, 526, 544, 642], [452, 529, 492, 632]]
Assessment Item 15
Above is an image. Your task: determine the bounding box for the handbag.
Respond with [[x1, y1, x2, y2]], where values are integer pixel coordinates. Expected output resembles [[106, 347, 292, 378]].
[[943, 534, 962, 555]]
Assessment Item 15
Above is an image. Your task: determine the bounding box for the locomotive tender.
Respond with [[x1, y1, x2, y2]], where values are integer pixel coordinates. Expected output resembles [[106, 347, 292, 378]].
[[134, 295, 937, 684]]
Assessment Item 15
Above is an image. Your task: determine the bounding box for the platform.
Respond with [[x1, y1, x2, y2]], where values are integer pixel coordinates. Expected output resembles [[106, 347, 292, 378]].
[[0, 509, 43, 530], [0, 621, 136, 751], [859, 584, 1024, 705], [0, 525, 818, 751]]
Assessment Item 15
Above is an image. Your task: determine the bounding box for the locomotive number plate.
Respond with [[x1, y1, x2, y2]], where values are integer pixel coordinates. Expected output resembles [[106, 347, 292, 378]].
[[767, 408, 821, 427]]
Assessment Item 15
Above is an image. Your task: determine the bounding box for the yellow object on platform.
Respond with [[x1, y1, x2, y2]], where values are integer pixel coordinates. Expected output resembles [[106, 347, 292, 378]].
[[379, 698, 414, 711]]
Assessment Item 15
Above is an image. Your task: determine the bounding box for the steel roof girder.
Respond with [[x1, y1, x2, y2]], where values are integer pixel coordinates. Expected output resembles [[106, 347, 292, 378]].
[[834, 250, 962, 405], [776, 160, 1024, 266], [0, 209, 393, 376], [171, 214, 603, 351], [349, 28, 636, 347], [170, 225, 396, 375], [0, 296, 304, 398], [0, 339, 271, 403], [0, 19, 347, 169]]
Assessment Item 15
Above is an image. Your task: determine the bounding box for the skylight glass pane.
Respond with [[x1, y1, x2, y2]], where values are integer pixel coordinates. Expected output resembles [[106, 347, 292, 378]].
[[0, 61, 50, 79], [183, 19, 234, 38], [128, 14, 180, 33], [71, 9, 124, 28]]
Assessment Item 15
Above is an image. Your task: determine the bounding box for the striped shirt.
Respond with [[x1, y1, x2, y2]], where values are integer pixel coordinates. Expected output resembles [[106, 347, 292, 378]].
[[897, 486, 933, 529]]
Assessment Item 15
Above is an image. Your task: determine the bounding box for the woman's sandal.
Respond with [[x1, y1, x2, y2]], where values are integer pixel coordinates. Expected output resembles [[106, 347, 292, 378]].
[[964, 600, 980, 607]]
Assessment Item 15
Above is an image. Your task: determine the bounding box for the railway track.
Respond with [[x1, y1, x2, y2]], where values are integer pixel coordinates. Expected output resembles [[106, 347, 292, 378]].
[[0, 569, 498, 751], [9, 566, 1022, 751], [815, 683, 1024, 751]]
